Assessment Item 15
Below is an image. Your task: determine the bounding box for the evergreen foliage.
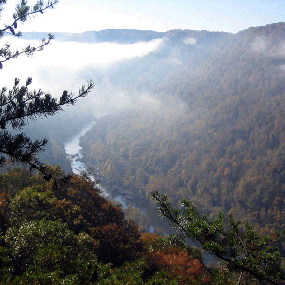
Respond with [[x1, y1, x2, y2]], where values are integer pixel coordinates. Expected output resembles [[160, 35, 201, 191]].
[[0, 0, 58, 67], [0, 78, 93, 175], [151, 191, 285, 284]]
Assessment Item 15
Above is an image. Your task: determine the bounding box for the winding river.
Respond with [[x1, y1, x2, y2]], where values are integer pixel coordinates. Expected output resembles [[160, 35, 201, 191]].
[[63, 121, 127, 208], [64, 121, 96, 176]]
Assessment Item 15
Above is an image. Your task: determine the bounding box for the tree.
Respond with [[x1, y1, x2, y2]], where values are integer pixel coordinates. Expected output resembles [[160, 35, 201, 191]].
[[4, 219, 98, 283], [151, 191, 285, 285], [0, 0, 94, 178]]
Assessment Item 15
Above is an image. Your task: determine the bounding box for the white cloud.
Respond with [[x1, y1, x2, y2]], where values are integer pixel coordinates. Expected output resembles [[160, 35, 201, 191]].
[[183, 37, 197, 45], [0, 37, 164, 117], [35, 39, 163, 68], [1, 37, 164, 90], [165, 57, 182, 65], [251, 37, 285, 59], [251, 36, 267, 52]]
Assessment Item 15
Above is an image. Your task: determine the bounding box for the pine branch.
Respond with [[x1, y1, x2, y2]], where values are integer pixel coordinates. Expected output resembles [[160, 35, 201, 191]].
[[0, 0, 59, 67], [0, 34, 53, 66], [151, 191, 285, 285], [0, 0, 59, 34], [0, 79, 94, 129]]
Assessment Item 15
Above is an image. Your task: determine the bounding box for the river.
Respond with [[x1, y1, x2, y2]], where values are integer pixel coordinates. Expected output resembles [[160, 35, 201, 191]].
[[63, 121, 127, 208]]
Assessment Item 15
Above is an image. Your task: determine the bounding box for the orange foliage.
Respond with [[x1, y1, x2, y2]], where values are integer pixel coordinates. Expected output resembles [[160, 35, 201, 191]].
[[141, 233, 210, 284], [0, 193, 9, 208], [140, 232, 160, 245], [157, 250, 210, 284]]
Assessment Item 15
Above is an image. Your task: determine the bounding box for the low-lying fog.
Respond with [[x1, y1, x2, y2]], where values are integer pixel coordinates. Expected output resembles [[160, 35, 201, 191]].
[[2, 36, 165, 117]]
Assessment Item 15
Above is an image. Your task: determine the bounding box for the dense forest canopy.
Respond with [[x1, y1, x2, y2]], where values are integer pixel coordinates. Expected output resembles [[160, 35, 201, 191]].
[[0, 168, 210, 284], [78, 22, 285, 235], [1, 168, 284, 284]]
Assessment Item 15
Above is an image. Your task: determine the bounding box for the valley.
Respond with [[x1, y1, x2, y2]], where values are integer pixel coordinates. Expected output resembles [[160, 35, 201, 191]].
[[2, 0, 285, 282], [19, 23, 285, 236]]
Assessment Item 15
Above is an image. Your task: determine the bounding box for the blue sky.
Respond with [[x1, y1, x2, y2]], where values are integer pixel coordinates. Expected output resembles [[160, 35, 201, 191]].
[[3, 0, 285, 33]]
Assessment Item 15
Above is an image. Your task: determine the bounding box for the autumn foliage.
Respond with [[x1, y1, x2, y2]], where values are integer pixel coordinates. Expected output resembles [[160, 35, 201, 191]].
[[0, 168, 210, 284], [141, 233, 211, 284]]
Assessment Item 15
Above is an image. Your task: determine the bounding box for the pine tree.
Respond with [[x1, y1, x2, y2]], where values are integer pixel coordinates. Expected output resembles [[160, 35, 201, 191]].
[[0, 0, 94, 178], [151, 191, 285, 284]]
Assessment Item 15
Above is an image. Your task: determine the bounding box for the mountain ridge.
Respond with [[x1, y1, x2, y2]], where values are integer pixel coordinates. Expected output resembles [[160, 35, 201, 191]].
[[21, 28, 231, 44]]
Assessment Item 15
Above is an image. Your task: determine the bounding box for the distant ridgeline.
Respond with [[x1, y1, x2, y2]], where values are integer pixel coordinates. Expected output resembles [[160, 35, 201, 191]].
[[22, 28, 231, 44]]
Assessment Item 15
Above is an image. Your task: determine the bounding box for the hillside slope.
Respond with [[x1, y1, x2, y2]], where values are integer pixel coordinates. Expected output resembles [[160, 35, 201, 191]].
[[81, 22, 285, 232]]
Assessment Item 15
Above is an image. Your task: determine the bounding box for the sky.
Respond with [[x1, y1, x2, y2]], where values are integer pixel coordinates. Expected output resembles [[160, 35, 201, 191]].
[[2, 0, 285, 34]]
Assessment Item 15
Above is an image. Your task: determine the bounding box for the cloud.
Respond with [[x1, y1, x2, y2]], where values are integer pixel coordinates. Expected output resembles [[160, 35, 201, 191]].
[[251, 36, 267, 52], [270, 43, 285, 58], [1, 37, 164, 91], [250, 36, 285, 61], [183, 37, 197, 45], [35, 39, 164, 68], [0, 37, 168, 119]]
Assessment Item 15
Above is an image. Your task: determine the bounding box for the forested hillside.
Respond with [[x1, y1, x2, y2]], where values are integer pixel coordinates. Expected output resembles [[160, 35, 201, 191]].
[[0, 168, 211, 284], [2, 168, 284, 284], [2, 23, 285, 284], [81, 22, 285, 233]]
